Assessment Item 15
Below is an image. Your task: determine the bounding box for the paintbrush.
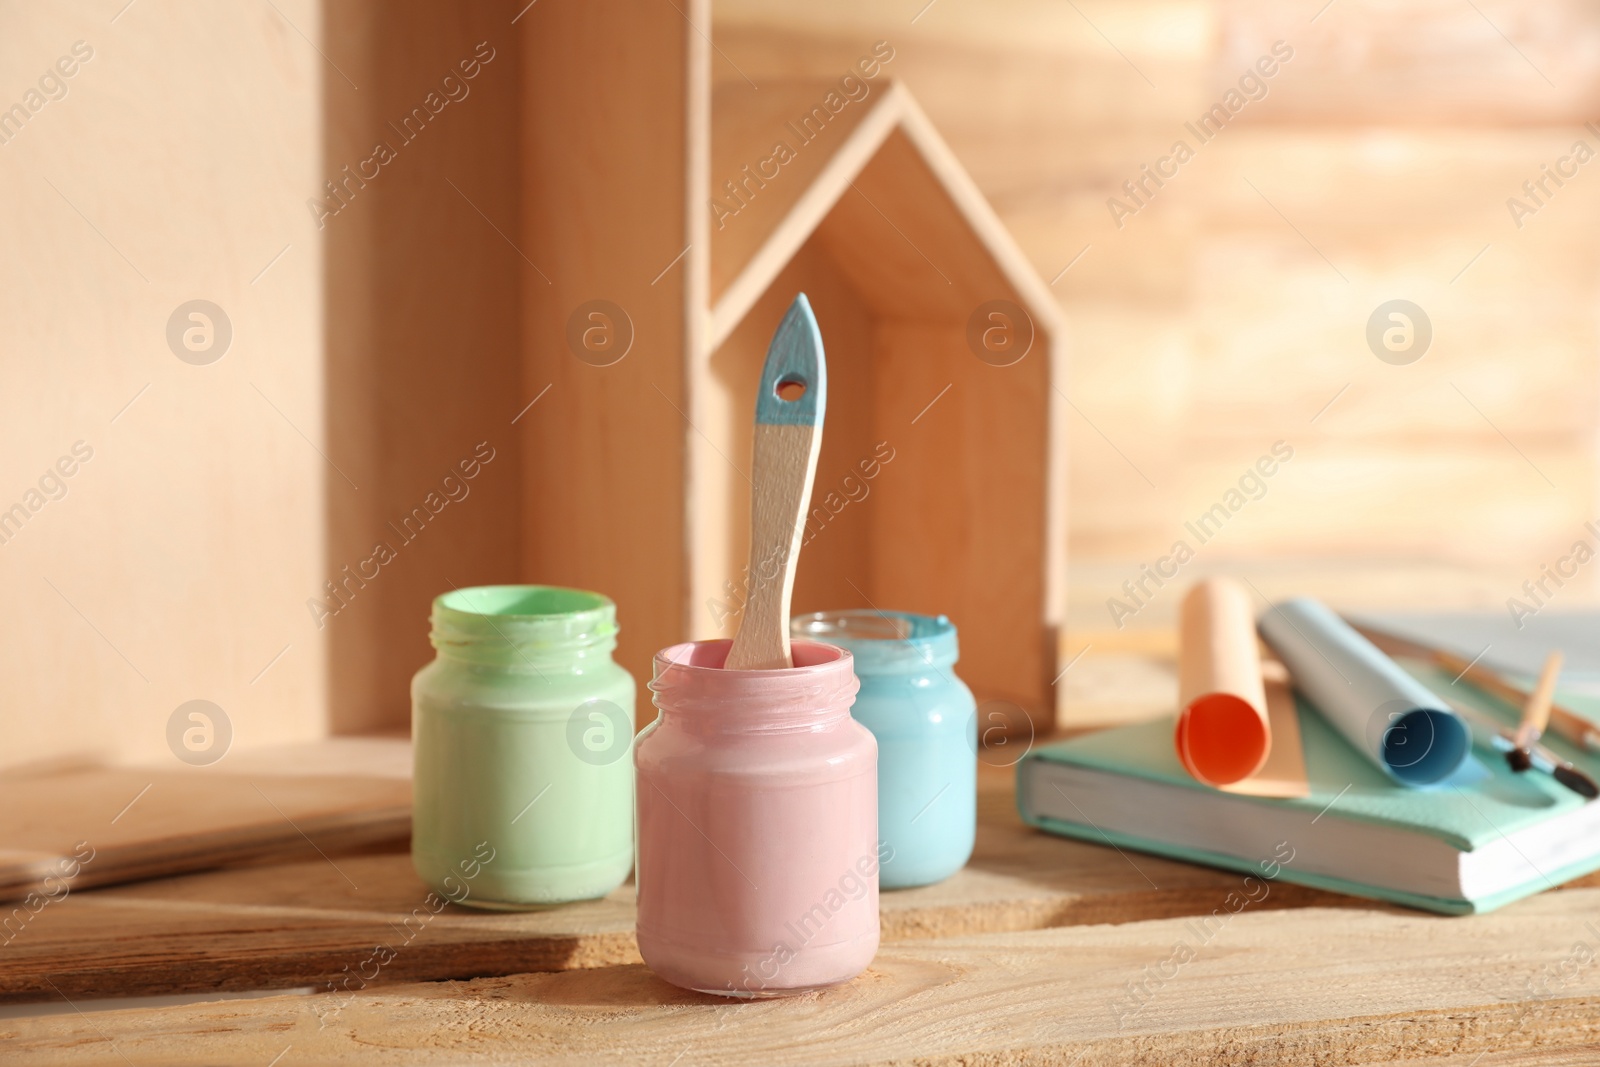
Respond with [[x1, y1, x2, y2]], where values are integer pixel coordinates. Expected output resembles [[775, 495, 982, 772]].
[[1507, 651, 1562, 772], [724, 294, 826, 671], [1513, 738, 1599, 798], [1446, 697, 1599, 799], [1489, 649, 1596, 797], [1350, 622, 1600, 756]]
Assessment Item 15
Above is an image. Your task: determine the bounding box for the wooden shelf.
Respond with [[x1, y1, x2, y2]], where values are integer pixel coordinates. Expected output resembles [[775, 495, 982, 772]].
[[523, 1, 1068, 727], [698, 78, 1068, 722]]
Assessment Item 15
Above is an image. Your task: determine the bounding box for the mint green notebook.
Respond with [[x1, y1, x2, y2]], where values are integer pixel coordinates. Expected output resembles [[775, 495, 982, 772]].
[[1017, 663, 1600, 915]]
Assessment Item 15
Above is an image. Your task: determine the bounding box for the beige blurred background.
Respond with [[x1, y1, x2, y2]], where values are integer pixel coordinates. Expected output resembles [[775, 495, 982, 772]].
[[1, 0, 1596, 768], [714, 0, 1600, 627], [0, 1, 525, 769]]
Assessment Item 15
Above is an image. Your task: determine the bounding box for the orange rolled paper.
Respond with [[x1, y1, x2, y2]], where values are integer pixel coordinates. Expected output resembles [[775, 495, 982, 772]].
[[1175, 578, 1271, 786]]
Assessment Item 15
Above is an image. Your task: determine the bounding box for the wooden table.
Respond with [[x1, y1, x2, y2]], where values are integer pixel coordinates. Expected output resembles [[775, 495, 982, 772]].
[[5, 734, 1600, 1063]]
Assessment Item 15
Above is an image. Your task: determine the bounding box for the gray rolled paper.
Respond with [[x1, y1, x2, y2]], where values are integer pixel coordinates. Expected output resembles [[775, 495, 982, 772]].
[[1257, 597, 1470, 786]]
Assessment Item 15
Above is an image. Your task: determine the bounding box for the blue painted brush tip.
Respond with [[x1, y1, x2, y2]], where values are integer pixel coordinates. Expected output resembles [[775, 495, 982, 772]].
[[755, 293, 826, 428]]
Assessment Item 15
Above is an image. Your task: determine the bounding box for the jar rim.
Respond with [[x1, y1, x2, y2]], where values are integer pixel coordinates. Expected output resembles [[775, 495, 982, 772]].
[[653, 637, 849, 676], [789, 610, 958, 672], [435, 584, 613, 620], [649, 639, 859, 724], [431, 584, 617, 662]]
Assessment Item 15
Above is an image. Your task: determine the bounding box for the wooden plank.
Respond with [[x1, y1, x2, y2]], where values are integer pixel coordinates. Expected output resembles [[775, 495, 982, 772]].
[[0, 850, 638, 1004], [709, 79, 883, 308], [0, 744, 411, 901], [1367, 1053, 1600, 1067], [708, 84, 904, 349], [0, 762, 1375, 1003], [520, 0, 705, 697], [11, 888, 1600, 1065], [320, 0, 527, 734], [871, 325, 1053, 719], [710, 79, 1069, 341]]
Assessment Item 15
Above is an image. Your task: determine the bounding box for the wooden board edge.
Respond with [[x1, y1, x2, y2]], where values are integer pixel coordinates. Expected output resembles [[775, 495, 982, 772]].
[[707, 87, 904, 350]]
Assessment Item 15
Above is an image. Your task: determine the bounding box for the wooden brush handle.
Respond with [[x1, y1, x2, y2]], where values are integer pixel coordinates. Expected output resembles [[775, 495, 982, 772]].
[[725, 423, 822, 670], [1355, 621, 1597, 751], [725, 294, 826, 671], [1518, 651, 1563, 746]]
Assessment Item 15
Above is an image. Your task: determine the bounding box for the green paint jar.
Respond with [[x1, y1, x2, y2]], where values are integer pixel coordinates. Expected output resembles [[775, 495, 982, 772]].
[[411, 585, 635, 909]]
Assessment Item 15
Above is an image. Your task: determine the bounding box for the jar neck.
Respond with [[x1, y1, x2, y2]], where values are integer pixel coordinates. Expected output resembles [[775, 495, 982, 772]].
[[649, 639, 859, 733], [434, 643, 616, 673], [429, 585, 618, 672], [652, 705, 850, 734], [790, 610, 958, 676]]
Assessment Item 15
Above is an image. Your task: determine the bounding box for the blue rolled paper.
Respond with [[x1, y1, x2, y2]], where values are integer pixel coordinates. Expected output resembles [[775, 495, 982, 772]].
[[1257, 597, 1470, 787]]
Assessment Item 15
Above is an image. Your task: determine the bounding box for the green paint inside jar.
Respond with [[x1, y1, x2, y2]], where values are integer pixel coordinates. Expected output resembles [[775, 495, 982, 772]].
[[411, 585, 635, 909]]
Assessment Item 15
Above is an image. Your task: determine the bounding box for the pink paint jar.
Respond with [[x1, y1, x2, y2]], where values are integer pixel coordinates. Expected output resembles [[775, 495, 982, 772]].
[[635, 638, 879, 997]]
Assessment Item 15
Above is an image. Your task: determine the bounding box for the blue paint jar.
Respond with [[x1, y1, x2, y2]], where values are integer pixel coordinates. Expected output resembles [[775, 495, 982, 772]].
[[790, 610, 976, 888]]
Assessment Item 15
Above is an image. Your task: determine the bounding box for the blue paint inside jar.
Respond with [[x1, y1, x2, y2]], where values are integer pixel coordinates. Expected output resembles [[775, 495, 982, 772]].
[[791, 610, 976, 889]]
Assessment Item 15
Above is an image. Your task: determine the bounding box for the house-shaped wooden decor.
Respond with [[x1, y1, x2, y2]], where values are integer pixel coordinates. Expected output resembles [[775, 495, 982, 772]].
[[523, 1, 1067, 730]]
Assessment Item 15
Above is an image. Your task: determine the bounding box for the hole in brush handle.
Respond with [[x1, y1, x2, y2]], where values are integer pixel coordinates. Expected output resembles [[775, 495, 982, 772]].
[[775, 377, 807, 402]]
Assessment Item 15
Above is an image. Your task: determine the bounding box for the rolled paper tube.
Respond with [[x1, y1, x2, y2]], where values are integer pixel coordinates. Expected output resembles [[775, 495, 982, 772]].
[[1176, 579, 1271, 786], [1258, 597, 1471, 787]]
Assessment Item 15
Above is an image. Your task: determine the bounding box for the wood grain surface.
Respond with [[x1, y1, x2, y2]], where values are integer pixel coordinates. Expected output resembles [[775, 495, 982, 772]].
[[9, 888, 1600, 1065], [0, 761, 1368, 1003], [0, 755, 410, 901]]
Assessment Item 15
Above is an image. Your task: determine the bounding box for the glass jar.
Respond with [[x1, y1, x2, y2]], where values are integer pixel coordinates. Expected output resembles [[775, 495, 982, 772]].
[[635, 638, 878, 997], [792, 610, 976, 888], [411, 585, 635, 908]]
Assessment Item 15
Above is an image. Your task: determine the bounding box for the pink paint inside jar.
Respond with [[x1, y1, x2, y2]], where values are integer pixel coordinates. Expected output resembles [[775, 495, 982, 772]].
[[635, 638, 880, 997]]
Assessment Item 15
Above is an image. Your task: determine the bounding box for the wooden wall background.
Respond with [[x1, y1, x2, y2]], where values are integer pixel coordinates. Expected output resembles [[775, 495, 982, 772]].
[[713, 0, 1600, 631], [0, 1, 329, 770], [0, 0, 525, 771], [4, 0, 1599, 767]]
